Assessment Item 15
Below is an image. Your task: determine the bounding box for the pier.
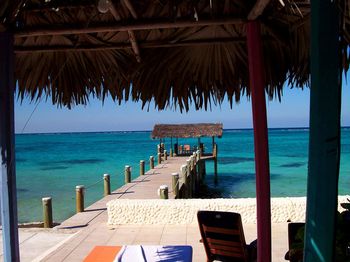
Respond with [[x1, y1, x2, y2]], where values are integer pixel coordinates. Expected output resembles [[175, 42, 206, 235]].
[[26, 123, 225, 261], [55, 153, 213, 229], [40, 154, 219, 261], [39, 152, 287, 262]]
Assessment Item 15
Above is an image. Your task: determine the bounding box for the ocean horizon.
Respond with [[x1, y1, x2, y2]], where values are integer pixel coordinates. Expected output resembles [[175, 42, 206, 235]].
[[16, 126, 321, 135], [16, 127, 350, 223]]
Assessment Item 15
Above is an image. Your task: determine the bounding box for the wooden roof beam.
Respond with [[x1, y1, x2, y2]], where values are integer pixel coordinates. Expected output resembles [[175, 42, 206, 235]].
[[109, 2, 141, 62], [14, 37, 250, 54], [21, 0, 96, 12], [122, 0, 138, 19], [127, 30, 141, 62], [109, 3, 122, 21], [247, 0, 271, 20], [15, 17, 246, 38]]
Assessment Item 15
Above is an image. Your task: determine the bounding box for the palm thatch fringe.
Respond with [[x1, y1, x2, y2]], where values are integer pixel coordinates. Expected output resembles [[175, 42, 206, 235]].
[[152, 123, 223, 139]]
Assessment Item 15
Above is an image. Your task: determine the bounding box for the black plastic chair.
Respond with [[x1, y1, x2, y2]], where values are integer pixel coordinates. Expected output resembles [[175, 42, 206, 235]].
[[284, 222, 305, 262]]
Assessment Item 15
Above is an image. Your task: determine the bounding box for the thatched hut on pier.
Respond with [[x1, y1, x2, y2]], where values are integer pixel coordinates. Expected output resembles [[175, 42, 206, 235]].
[[0, 0, 349, 261], [152, 123, 222, 155]]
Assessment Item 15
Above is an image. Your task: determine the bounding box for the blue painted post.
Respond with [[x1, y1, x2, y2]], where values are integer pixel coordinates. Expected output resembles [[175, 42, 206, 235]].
[[0, 32, 20, 261], [304, 1, 341, 261]]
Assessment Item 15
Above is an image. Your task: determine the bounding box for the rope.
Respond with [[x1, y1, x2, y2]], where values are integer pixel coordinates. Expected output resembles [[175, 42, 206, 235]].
[[114, 173, 150, 199], [20, 97, 42, 134], [85, 178, 104, 190], [85, 170, 124, 190]]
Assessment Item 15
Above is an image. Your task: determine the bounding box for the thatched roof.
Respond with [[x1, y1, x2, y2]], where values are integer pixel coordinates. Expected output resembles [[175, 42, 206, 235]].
[[1, 1, 349, 111], [152, 123, 223, 138]]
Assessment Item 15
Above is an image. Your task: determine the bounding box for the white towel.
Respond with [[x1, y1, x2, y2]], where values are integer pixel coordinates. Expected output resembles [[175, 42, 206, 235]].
[[114, 245, 192, 262]]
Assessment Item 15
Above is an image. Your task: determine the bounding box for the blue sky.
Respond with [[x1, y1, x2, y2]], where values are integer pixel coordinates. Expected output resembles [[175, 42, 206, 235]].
[[15, 85, 350, 133]]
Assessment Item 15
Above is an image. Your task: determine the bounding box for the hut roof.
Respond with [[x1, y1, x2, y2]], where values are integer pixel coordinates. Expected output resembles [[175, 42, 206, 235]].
[[1, 1, 349, 111], [152, 123, 223, 139]]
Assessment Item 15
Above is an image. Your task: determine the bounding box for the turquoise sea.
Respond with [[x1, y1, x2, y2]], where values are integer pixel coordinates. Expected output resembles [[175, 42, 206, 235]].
[[16, 128, 350, 223]]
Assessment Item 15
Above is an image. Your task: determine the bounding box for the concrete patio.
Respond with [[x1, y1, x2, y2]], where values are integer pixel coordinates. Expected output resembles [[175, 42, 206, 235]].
[[12, 220, 288, 261]]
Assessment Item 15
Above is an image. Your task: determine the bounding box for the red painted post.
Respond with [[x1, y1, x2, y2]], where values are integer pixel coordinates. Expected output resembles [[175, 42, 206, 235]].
[[247, 21, 272, 262]]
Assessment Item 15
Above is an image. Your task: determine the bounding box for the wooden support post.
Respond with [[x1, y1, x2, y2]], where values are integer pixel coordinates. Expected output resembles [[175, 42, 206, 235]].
[[175, 138, 179, 155], [247, 20, 271, 262], [170, 137, 173, 155], [304, 1, 341, 261], [197, 138, 201, 154], [213, 143, 217, 158], [164, 150, 167, 160], [193, 152, 199, 193], [202, 160, 206, 177], [186, 159, 192, 198], [158, 152, 162, 164], [190, 156, 196, 196], [159, 185, 168, 199], [103, 174, 111, 196], [197, 160, 202, 183], [180, 164, 187, 199], [140, 160, 145, 176], [157, 144, 161, 154], [197, 150, 201, 160], [124, 166, 131, 183], [214, 143, 218, 185], [150, 156, 154, 169], [0, 32, 20, 261], [75, 185, 84, 213], [172, 173, 179, 197], [42, 197, 53, 228]]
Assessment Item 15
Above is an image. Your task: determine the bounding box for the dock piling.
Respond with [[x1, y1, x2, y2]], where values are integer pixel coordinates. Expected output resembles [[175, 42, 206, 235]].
[[170, 148, 173, 157], [196, 150, 201, 160], [180, 164, 187, 199], [197, 160, 206, 183], [164, 150, 167, 160], [159, 185, 168, 199], [190, 156, 196, 195], [124, 166, 131, 183], [150, 156, 154, 169], [171, 173, 179, 197], [213, 143, 218, 184], [140, 160, 145, 176], [76, 185, 84, 213], [158, 152, 162, 164], [42, 197, 53, 228], [104, 174, 111, 196], [186, 159, 192, 198]]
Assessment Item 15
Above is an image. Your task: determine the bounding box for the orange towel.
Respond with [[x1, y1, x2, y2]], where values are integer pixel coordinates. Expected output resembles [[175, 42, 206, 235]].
[[83, 246, 122, 262]]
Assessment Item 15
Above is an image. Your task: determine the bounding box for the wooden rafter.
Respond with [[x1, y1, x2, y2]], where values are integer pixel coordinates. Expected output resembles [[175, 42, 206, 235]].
[[109, 3, 122, 21], [20, 0, 95, 12], [247, 0, 271, 20], [122, 0, 138, 19], [120, 0, 141, 62], [15, 17, 246, 38], [127, 30, 141, 62], [108, 1, 140, 62], [14, 37, 250, 53]]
